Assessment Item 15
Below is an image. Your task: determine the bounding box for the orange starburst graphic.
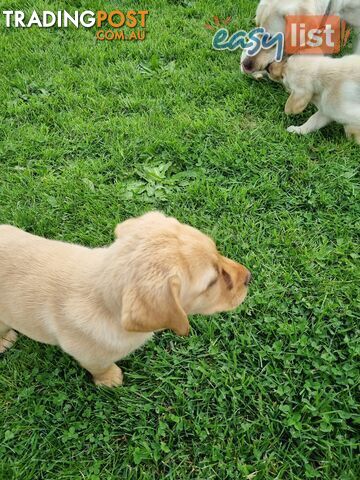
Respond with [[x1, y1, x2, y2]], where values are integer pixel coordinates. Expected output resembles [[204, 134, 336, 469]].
[[341, 20, 352, 47], [204, 15, 232, 31]]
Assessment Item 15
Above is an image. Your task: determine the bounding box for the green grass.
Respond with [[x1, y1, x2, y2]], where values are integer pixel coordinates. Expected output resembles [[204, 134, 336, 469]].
[[0, 0, 359, 478]]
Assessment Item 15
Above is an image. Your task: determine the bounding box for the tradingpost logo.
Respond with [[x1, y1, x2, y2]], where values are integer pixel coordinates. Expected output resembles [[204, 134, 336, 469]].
[[2, 10, 150, 41]]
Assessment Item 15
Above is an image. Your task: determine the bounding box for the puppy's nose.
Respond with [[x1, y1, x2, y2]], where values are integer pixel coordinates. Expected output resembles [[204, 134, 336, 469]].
[[242, 57, 254, 73], [245, 271, 252, 286]]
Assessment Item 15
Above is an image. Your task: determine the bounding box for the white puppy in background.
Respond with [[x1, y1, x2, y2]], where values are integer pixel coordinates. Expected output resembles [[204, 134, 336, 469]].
[[241, 0, 360, 78], [268, 54, 360, 143]]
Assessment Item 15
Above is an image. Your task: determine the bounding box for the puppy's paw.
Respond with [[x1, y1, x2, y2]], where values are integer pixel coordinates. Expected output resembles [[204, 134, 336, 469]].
[[0, 330, 17, 353], [345, 126, 360, 144], [253, 71, 266, 80], [287, 125, 306, 135], [93, 364, 123, 388]]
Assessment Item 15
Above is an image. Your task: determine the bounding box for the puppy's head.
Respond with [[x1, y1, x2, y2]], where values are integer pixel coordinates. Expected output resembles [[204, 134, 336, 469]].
[[114, 212, 251, 336], [274, 56, 316, 114], [241, 0, 284, 77], [268, 59, 287, 83], [241, 46, 277, 79], [241, 0, 312, 77]]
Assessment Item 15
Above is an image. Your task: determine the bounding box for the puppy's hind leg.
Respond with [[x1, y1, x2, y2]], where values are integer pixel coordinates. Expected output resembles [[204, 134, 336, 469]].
[[0, 322, 18, 354], [287, 111, 331, 135]]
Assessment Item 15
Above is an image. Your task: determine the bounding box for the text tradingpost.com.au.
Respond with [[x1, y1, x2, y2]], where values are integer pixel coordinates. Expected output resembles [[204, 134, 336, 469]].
[[1, 10, 150, 41]]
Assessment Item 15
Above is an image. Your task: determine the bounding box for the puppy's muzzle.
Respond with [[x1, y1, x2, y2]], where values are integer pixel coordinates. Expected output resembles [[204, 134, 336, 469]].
[[244, 271, 252, 287], [242, 56, 255, 73]]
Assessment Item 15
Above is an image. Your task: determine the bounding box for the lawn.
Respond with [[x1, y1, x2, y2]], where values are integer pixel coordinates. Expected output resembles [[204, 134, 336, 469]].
[[0, 0, 359, 479]]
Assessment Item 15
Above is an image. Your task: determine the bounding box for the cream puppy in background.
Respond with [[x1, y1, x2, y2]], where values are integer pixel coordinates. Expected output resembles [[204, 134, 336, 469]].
[[241, 0, 360, 78], [0, 212, 251, 387], [268, 54, 360, 142]]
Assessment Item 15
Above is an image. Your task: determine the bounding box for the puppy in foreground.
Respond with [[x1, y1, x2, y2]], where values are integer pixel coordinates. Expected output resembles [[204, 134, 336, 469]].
[[269, 54, 360, 143], [0, 212, 251, 387]]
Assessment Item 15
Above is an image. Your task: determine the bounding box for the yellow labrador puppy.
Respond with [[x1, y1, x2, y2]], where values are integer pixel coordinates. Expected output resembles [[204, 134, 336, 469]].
[[241, 0, 360, 78], [268, 54, 360, 142], [0, 212, 251, 387]]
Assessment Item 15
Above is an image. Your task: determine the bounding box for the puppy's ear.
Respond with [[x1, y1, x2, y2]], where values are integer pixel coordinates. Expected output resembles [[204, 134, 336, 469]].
[[268, 60, 286, 81], [285, 90, 312, 115], [121, 275, 190, 336]]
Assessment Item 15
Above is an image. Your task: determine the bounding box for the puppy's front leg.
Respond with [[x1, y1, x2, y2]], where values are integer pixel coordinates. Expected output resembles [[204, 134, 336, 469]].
[[344, 125, 360, 144], [84, 363, 124, 388], [0, 322, 18, 353], [287, 111, 331, 135], [60, 338, 124, 387]]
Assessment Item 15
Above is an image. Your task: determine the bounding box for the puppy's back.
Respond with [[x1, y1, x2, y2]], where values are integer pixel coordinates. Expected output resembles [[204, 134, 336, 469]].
[[0, 224, 31, 241], [0, 225, 40, 266], [0, 225, 94, 289], [289, 54, 360, 70]]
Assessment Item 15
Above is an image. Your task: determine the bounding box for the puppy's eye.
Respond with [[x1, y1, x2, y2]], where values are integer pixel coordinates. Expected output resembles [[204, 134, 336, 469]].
[[207, 276, 218, 290], [222, 269, 233, 290]]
